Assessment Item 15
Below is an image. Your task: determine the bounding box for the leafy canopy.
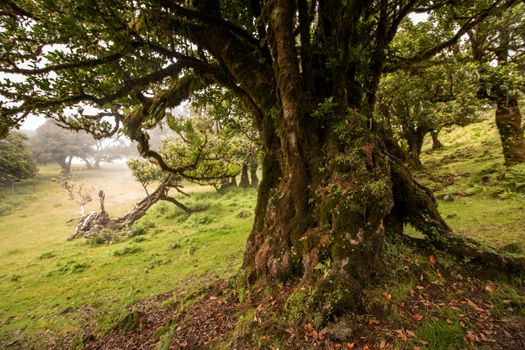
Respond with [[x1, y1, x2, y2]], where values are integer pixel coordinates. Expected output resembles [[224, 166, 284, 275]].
[[0, 132, 37, 186]]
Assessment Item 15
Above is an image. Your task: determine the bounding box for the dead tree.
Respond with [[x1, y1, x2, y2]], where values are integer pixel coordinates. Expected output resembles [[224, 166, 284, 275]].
[[68, 174, 190, 240]]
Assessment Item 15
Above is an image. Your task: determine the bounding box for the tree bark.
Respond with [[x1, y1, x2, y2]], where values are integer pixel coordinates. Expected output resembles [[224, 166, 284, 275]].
[[495, 96, 525, 166], [431, 130, 444, 150], [241, 0, 398, 318], [249, 161, 258, 188]]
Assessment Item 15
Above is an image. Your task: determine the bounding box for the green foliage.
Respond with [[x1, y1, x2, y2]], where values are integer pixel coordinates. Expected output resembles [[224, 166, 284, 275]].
[[311, 97, 337, 120], [284, 288, 315, 323], [127, 158, 164, 193], [0, 132, 37, 187]]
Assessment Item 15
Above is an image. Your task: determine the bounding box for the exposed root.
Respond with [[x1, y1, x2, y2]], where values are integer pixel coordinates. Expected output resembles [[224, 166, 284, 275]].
[[389, 161, 525, 274]]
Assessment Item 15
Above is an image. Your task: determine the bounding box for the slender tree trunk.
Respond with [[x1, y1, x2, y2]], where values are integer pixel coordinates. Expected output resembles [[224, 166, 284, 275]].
[[66, 156, 73, 174], [81, 157, 93, 169], [249, 161, 259, 188], [56, 157, 71, 175], [239, 162, 250, 188], [431, 130, 444, 150], [495, 96, 525, 166]]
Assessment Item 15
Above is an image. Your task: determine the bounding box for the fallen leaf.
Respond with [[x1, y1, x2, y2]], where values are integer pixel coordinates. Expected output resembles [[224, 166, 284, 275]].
[[406, 330, 416, 338], [334, 344, 342, 349], [346, 343, 355, 349], [368, 319, 381, 325], [394, 329, 407, 341], [379, 340, 387, 349], [484, 283, 496, 294], [362, 344, 371, 350], [383, 291, 392, 301], [429, 255, 436, 266], [466, 299, 485, 313], [464, 330, 478, 344], [412, 314, 424, 321]]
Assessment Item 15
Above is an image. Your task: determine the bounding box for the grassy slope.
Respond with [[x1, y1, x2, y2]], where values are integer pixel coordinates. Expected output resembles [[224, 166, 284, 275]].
[[416, 117, 525, 253], [0, 116, 524, 348], [0, 165, 255, 347]]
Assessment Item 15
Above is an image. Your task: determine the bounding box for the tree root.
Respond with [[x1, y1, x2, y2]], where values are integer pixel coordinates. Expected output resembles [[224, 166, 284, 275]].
[[389, 160, 525, 274]]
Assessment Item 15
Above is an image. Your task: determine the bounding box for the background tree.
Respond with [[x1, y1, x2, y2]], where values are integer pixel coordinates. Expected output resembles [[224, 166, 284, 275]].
[[466, 4, 525, 165], [192, 87, 262, 188], [378, 57, 482, 167], [1, 0, 523, 321], [31, 121, 96, 174], [92, 138, 135, 169], [0, 131, 37, 194]]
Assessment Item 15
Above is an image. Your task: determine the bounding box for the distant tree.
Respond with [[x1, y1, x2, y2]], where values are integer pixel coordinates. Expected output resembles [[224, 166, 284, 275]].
[[466, 4, 525, 165], [378, 58, 482, 167], [0, 132, 37, 193], [92, 139, 135, 169], [31, 121, 95, 174], [192, 87, 261, 188]]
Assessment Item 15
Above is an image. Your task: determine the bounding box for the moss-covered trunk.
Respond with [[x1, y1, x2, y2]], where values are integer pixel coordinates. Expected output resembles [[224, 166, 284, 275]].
[[495, 96, 525, 166], [242, 119, 395, 316]]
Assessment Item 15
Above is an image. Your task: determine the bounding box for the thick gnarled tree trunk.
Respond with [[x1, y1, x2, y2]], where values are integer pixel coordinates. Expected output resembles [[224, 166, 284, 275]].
[[241, 0, 397, 317], [495, 96, 525, 166]]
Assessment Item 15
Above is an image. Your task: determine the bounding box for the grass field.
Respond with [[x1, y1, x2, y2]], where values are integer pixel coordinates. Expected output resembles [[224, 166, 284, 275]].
[[0, 116, 524, 349], [0, 164, 255, 348]]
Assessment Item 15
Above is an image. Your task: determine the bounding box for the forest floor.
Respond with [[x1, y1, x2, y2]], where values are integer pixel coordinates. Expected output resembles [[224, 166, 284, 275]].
[[0, 117, 524, 349]]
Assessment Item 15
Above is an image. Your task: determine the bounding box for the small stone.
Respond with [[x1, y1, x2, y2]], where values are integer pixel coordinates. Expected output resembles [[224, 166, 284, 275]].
[[442, 194, 454, 202], [322, 321, 353, 341]]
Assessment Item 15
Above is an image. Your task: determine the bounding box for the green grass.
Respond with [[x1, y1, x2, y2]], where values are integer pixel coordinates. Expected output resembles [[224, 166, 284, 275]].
[[414, 116, 525, 252], [415, 319, 465, 350], [0, 165, 255, 347]]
